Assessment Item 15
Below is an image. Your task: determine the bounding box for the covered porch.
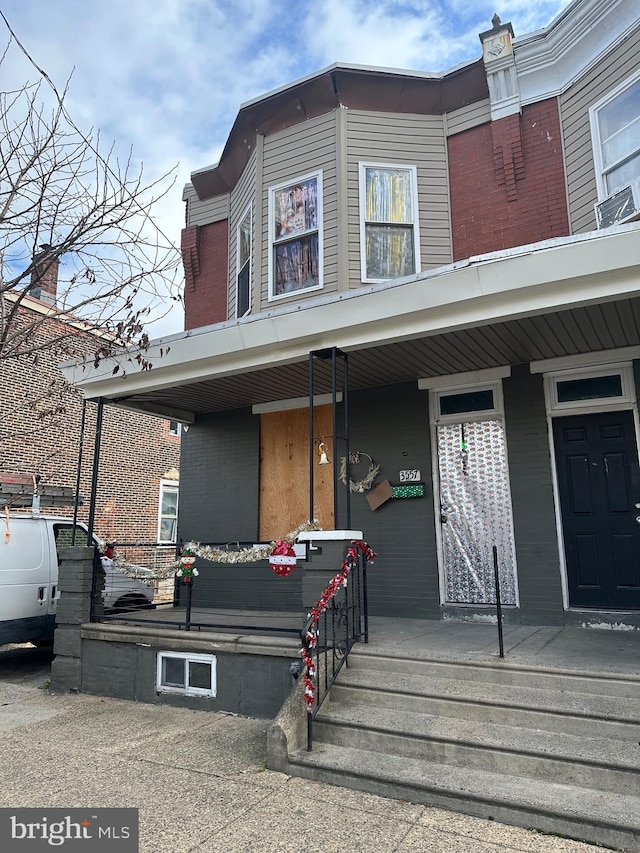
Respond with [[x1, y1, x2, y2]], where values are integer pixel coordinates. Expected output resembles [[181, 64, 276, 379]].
[[62, 224, 640, 629]]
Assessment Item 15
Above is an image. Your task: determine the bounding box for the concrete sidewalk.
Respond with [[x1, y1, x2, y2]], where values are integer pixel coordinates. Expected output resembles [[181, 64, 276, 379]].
[[0, 677, 608, 853]]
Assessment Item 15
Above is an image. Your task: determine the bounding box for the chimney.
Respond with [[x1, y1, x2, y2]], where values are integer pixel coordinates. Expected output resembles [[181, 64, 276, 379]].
[[29, 245, 59, 306]]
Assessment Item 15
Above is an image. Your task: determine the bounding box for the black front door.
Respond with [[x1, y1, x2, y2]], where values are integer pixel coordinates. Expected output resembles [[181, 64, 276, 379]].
[[553, 410, 640, 610]]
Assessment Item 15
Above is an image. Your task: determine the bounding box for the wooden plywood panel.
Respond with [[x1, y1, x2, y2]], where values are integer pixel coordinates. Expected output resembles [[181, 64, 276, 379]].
[[259, 405, 334, 539]]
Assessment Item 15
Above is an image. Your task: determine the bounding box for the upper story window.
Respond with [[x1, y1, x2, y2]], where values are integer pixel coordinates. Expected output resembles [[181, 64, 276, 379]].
[[590, 71, 640, 197], [268, 170, 322, 300], [359, 163, 420, 282], [168, 420, 182, 436], [236, 205, 252, 317]]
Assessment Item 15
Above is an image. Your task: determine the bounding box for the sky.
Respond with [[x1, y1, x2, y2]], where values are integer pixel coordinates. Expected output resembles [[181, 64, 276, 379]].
[[1, 0, 573, 338]]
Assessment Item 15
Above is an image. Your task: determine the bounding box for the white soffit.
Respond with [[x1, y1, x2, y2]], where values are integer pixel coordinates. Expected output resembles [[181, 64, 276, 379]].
[[514, 0, 638, 104]]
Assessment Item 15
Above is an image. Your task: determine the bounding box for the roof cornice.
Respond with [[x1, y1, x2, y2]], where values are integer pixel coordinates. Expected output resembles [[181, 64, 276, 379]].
[[514, 0, 639, 104], [190, 60, 487, 201]]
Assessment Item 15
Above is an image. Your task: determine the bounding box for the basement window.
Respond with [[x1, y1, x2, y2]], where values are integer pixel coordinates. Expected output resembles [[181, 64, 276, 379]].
[[156, 652, 217, 697]]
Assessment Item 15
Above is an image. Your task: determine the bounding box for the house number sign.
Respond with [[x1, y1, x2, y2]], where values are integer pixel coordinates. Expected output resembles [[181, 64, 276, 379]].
[[399, 469, 421, 482]]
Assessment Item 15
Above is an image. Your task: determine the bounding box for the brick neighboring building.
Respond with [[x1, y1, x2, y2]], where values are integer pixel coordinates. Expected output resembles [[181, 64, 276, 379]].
[[0, 277, 181, 547]]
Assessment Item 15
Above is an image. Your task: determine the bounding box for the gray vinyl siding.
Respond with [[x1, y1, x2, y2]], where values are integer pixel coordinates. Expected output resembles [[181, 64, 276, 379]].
[[184, 184, 230, 226], [445, 98, 491, 137], [228, 150, 257, 319], [260, 112, 338, 311], [346, 110, 452, 289], [561, 21, 640, 234]]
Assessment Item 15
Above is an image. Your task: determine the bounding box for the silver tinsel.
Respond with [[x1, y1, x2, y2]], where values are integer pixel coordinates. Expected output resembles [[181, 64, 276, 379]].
[[438, 420, 517, 605], [107, 520, 323, 580]]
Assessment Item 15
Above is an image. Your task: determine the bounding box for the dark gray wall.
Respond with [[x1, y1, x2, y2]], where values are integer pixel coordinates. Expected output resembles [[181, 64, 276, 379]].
[[179, 408, 260, 543], [177, 408, 304, 611], [346, 382, 440, 619], [503, 364, 564, 625], [174, 374, 574, 625], [81, 639, 297, 718]]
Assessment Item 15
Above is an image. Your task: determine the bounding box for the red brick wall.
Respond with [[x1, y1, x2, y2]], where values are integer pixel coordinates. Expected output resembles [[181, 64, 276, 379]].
[[182, 220, 229, 331], [0, 306, 181, 544], [448, 99, 570, 261]]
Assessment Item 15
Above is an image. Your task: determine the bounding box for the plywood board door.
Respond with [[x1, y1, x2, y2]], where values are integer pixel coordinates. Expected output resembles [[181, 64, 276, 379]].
[[259, 405, 334, 540]]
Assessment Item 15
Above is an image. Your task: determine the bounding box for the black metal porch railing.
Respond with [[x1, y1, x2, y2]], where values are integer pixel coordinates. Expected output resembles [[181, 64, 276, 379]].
[[90, 540, 304, 638], [300, 541, 372, 751]]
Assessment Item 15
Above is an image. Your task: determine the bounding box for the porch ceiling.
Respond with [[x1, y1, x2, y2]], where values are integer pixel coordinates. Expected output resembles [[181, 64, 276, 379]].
[[117, 296, 640, 417]]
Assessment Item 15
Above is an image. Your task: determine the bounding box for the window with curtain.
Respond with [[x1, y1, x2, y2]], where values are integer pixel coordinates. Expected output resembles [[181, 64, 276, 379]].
[[591, 72, 640, 196], [236, 206, 252, 317], [360, 163, 420, 281], [269, 171, 322, 299]]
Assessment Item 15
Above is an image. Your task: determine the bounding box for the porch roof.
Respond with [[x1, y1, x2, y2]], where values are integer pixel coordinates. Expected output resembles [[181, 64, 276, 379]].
[[61, 223, 640, 422]]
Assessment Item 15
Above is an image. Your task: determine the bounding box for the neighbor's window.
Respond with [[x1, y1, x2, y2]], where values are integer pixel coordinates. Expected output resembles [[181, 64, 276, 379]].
[[157, 652, 216, 697], [236, 205, 252, 317], [359, 163, 420, 282], [168, 420, 181, 436], [158, 480, 179, 543], [590, 71, 640, 196], [269, 171, 322, 299]]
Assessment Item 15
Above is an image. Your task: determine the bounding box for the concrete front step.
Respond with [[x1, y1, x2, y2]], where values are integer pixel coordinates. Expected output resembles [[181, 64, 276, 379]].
[[314, 702, 640, 794], [283, 653, 640, 850], [349, 650, 640, 699], [288, 743, 640, 852], [331, 668, 640, 740]]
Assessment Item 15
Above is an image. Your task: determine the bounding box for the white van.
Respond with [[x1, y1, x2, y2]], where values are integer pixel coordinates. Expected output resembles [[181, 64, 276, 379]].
[[0, 513, 154, 646]]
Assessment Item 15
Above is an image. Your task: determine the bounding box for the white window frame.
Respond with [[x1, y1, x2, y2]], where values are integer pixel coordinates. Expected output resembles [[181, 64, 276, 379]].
[[268, 169, 323, 301], [359, 162, 421, 283], [427, 378, 519, 608], [156, 651, 217, 697], [431, 381, 505, 426], [157, 479, 179, 544], [544, 363, 635, 416], [589, 68, 640, 199], [542, 361, 640, 611], [168, 420, 182, 436], [236, 203, 252, 318]]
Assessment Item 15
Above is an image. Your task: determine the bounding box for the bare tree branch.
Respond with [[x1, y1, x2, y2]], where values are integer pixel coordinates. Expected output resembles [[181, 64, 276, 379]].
[[0, 18, 182, 374]]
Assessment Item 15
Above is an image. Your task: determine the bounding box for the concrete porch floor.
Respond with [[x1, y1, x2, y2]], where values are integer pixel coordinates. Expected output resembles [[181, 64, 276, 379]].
[[363, 616, 640, 677], [102, 606, 640, 677]]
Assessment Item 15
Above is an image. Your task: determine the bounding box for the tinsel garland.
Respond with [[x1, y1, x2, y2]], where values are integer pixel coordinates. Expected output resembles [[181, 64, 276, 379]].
[[300, 540, 376, 710], [106, 520, 323, 581]]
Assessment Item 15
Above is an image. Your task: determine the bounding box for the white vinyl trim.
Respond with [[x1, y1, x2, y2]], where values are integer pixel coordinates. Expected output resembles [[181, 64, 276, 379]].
[[530, 346, 640, 374], [252, 392, 342, 414]]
